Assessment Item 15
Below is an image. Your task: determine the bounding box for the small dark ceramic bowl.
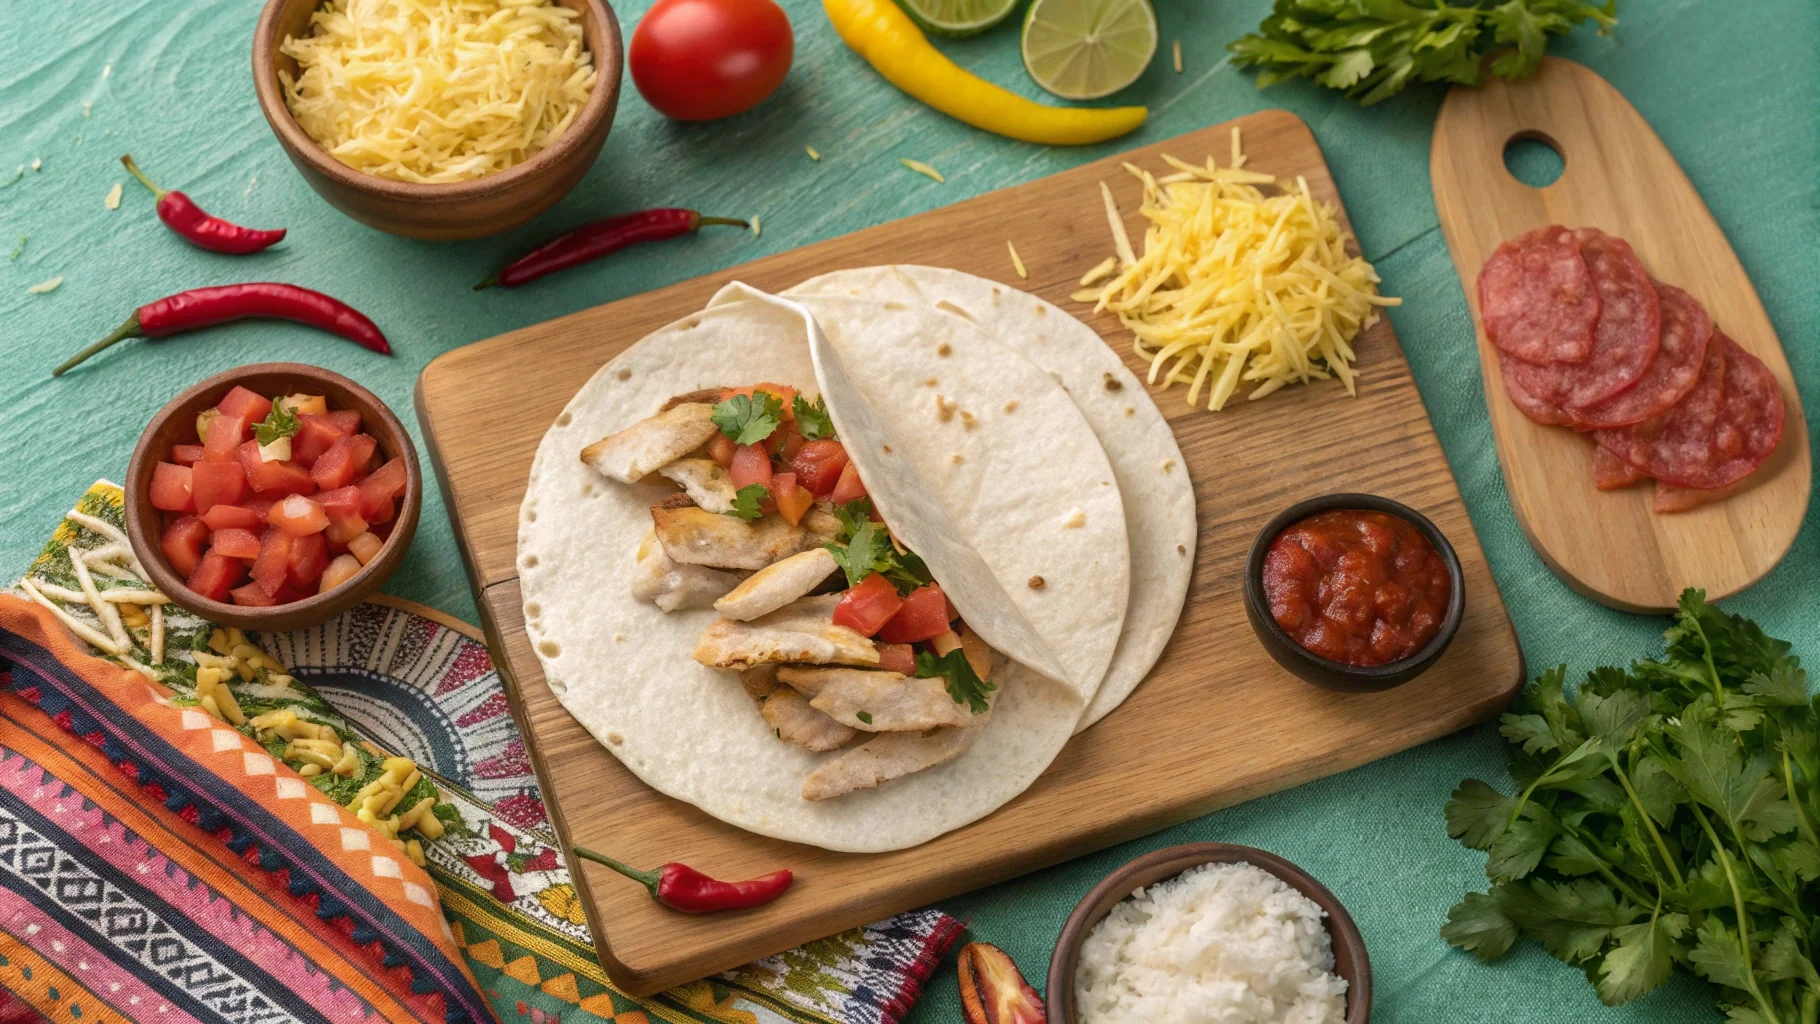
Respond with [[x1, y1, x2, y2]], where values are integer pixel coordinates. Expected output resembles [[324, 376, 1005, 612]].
[[1048, 842, 1370, 1024], [1242, 493, 1465, 692]]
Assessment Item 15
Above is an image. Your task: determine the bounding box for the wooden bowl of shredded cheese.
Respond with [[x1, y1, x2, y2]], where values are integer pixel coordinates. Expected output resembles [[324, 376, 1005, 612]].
[[253, 0, 622, 240]]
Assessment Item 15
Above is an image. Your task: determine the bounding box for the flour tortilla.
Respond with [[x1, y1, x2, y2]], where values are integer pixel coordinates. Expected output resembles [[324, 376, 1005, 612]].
[[786, 267, 1195, 728], [517, 295, 1118, 851]]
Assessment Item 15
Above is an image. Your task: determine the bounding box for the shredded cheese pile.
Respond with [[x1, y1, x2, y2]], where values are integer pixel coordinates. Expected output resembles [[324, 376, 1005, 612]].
[[280, 0, 596, 184], [1078, 128, 1400, 411]]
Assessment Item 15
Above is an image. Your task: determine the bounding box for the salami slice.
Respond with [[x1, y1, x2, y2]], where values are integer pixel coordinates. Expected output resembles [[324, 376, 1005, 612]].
[[1478, 225, 1599, 364], [1595, 332, 1784, 490], [1573, 283, 1712, 429], [1591, 443, 1649, 490], [1498, 349, 1573, 425]]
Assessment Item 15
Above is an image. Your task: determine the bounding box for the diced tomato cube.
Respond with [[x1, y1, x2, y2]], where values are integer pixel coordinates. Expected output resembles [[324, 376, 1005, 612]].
[[238, 441, 317, 496], [230, 581, 281, 607], [216, 386, 272, 424], [729, 444, 773, 491], [190, 461, 247, 513], [202, 504, 264, 531], [764, 419, 804, 458], [187, 551, 245, 602], [875, 642, 917, 676], [317, 485, 361, 517], [290, 414, 349, 468], [830, 460, 868, 504], [171, 444, 206, 466], [721, 383, 798, 420], [791, 440, 849, 497], [310, 433, 378, 491], [203, 413, 249, 463], [239, 497, 277, 521], [877, 583, 952, 644], [285, 532, 328, 590], [707, 434, 737, 468], [149, 463, 194, 513], [268, 493, 330, 536], [160, 516, 209, 578], [356, 458, 407, 520], [832, 573, 904, 637], [209, 527, 262, 560], [251, 528, 294, 597], [324, 408, 362, 435], [771, 472, 813, 526]]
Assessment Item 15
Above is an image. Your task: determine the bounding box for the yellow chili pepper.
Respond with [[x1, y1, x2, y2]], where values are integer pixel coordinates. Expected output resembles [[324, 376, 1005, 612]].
[[823, 0, 1147, 147]]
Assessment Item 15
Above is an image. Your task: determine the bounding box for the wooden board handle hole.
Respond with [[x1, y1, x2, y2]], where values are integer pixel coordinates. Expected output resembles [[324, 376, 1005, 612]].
[[1502, 132, 1566, 189]]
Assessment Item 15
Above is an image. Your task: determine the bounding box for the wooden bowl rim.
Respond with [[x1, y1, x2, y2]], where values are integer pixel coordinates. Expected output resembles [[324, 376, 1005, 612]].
[[1047, 842, 1371, 1024], [251, 0, 624, 201], [124, 362, 421, 628]]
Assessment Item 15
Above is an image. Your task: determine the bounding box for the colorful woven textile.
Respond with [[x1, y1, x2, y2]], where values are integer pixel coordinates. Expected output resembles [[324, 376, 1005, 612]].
[[7, 483, 963, 1024]]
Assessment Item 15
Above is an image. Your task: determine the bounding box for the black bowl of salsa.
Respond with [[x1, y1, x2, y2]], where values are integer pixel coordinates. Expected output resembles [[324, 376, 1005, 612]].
[[1242, 493, 1465, 692]]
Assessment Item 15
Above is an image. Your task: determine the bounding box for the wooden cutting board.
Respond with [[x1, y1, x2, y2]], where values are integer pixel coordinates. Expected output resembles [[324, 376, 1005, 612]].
[[417, 109, 1525, 995], [1432, 58, 1810, 613]]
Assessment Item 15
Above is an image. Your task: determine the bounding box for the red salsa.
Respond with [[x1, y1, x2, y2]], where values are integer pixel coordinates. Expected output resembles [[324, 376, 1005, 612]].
[[1261, 509, 1450, 667]]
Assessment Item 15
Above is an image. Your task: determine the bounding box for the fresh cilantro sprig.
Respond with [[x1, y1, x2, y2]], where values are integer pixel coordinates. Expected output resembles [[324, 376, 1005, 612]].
[[824, 498, 931, 593], [254, 401, 300, 445], [711, 391, 783, 445], [726, 484, 768, 521], [1228, 0, 1617, 106], [793, 395, 835, 440], [1441, 590, 1818, 1017], [916, 648, 994, 715]]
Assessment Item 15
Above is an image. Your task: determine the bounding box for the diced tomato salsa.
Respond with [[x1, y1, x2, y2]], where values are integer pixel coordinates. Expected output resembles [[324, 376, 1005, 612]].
[[143, 385, 402, 606]]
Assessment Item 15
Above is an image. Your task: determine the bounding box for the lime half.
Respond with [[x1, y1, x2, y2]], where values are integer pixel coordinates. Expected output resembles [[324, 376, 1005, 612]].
[[893, 0, 1023, 38], [1021, 0, 1158, 101]]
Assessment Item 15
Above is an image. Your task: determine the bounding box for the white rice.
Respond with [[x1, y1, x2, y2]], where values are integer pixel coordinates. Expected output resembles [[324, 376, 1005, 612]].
[[1074, 861, 1349, 1024]]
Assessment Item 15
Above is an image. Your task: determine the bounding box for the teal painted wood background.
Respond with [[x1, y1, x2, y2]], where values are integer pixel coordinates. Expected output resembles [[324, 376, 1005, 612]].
[[1, 1, 1814, 1020]]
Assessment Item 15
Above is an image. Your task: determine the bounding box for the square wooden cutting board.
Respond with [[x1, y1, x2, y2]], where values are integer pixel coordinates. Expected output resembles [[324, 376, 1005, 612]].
[[416, 108, 1525, 995]]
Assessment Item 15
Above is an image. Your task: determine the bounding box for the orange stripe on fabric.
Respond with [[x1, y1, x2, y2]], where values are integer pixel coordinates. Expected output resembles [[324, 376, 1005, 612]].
[[0, 931, 130, 1024]]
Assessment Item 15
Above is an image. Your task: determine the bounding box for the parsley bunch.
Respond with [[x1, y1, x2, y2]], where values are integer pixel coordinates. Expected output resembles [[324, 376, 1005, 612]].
[[1443, 591, 1818, 1019], [1229, 0, 1617, 106]]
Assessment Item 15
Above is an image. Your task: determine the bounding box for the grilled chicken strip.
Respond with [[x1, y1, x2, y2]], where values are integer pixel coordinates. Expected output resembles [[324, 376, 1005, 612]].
[[581, 403, 719, 483], [739, 664, 781, 703], [801, 703, 994, 801], [658, 458, 739, 514], [760, 689, 858, 752], [630, 531, 740, 612], [777, 666, 973, 731], [714, 548, 839, 621], [652, 505, 824, 571], [693, 595, 879, 671]]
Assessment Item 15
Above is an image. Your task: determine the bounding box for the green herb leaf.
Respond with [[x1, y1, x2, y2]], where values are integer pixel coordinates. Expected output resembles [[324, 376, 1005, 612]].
[[916, 648, 994, 715], [726, 484, 768, 521], [254, 401, 300, 446], [856, 711, 872, 725], [711, 391, 783, 445], [1486, 803, 1560, 882], [793, 395, 835, 440], [824, 501, 932, 594], [1441, 890, 1517, 961], [1596, 912, 1684, 1005], [1444, 779, 1516, 851]]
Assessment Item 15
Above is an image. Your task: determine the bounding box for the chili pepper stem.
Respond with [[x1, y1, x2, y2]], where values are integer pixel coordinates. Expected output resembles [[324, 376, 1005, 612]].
[[695, 217, 749, 229], [472, 277, 497, 292], [569, 846, 663, 894], [119, 154, 167, 201], [52, 313, 143, 377]]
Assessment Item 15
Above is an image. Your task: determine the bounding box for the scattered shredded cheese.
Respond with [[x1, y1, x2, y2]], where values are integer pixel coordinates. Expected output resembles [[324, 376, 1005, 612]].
[[750, 214, 762, 238], [1007, 240, 1028, 279], [82, 100, 92, 118], [104, 181, 122, 209], [280, 0, 597, 184], [28, 276, 63, 294], [805, 145, 821, 162], [901, 158, 944, 183], [103, 64, 111, 79], [1080, 256, 1118, 287], [1173, 39, 1183, 73], [31, 158, 41, 171], [1085, 137, 1399, 412]]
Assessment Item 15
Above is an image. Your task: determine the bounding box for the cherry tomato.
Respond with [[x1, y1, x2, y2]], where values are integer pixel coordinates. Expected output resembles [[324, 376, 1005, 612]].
[[630, 0, 794, 122]]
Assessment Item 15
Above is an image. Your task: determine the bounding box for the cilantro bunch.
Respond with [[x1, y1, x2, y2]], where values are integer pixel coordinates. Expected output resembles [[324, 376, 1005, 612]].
[[1443, 591, 1819, 1020], [1229, 0, 1617, 106], [824, 499, 931, 595]]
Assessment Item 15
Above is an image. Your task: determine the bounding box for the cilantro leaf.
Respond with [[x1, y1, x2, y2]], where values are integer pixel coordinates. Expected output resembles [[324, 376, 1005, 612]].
[[1444, 779, 1517, 851], [1441, 890, 1518, 961], [831, 499, 874, 542], [856, 711, 872, 725], [827, 520, 887, 587], [916, 648, 994, 715], [711, 391, 783, 445], [725, 484, 767, 521], [793, 395, 835, 440], [1596, 912, 1684, 1005], [254, 401, 300, 446], [824, 499, 932, 593]]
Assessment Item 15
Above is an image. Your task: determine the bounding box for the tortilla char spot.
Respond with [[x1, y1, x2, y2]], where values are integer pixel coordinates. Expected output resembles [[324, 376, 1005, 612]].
[[937, 342, 952, 357], [556, 412, 572, 427], [923, 378, 938, 387], [523, 554, 540, 568], [935, 395, 956, 422], [1004, 400, 1019, 413], [882, 443, 892, 454], [1028, 575, 1045, 589], [1103, 372, 1123, 391], [1163, 459, 1175, 473], [960, 410, 977, 431], [525, 509, 537, 522], [1125, 407, 1135, 417], [614, 634, 624, 642], [951, 453, 964, 465], [538, 640, 560, 657], [681, 318, 699, 330], [617, 368, 632, 381], [1177, 544, 1186, 555], [607, 732, 623, 745], [1063, 509, 1086, 528], [936, 300, 974, 323], [1034, 306, 1045, 317], [525, 602, 541, 617]]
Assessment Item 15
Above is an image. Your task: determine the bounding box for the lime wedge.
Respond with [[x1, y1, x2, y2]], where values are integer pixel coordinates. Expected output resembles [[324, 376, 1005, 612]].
[[1020, 0, 1158, 101], [893, 0, 1023, 38]]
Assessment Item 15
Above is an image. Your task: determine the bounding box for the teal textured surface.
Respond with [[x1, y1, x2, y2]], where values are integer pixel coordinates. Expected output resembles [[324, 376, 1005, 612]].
[[0, 2, 1813, 1021]]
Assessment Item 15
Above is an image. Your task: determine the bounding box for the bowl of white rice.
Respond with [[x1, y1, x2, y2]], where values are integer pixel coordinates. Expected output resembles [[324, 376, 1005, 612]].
[[1048, 843, 1369, 1024]]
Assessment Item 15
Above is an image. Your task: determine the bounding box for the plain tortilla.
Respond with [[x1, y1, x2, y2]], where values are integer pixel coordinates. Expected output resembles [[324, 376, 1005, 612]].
[[786, 267, 1195, 728]]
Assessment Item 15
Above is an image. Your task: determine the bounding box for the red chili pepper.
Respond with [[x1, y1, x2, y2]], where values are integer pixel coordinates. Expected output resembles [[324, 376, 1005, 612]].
[[52, 283, 390, 376], [475, 208, 749, 290], [121, 155, 287, 255], [569, 846, 791, 913]]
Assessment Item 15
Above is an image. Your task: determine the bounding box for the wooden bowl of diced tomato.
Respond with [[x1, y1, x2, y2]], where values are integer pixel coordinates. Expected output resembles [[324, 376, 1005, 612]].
[[125, 363, 420, 631]]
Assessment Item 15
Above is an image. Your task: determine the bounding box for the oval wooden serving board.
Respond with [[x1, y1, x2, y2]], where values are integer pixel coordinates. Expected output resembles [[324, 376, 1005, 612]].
[[1432, 57, 1810, 613]]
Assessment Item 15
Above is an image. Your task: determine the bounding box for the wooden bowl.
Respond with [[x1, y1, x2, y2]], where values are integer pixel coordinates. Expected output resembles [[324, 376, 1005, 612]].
[[125, 363, 421, 631], [1048, 843, 1371, 1024], [252, 0, 623, 240]]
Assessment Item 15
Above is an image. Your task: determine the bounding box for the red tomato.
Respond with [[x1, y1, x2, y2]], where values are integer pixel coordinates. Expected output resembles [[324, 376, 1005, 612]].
[[202, 504, 263, 531], [830, 460, 867, 504], [356, 459, 408, 521], [286, 533, 329, 589], [630, 0, 793, 122], [324, 409, 362, 435], [171, 444, 206, 466], [202, 413, 248, 463], [190, 461, 247, 513], [161, 516, 209, 578], [317, 485, 362, 516], [764, 418, 804, 458], [311, 433, 378, 491], [707, 434, 737, 468], [216, 385, 272, 424], [149, 463, 194, 513], [237, 442, 316, 496], [728, 443, 773, 492], [230, 581, 282, 607], [251, 528, 293, 597], [209, 527, 262, 561], [187, 551, 245, 602], [268, 494, 330, 537], [790, 440, 848, 497], [832, 573, 903, 637], [771, 471, 812, 525], [291, 414, 349, 468], [876, 584, 951, 643], [874, 642, 917, 675]]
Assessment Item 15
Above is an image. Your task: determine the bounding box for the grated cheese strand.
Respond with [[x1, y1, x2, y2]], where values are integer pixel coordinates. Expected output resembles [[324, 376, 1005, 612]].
[[280, 0, 596, 184]]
